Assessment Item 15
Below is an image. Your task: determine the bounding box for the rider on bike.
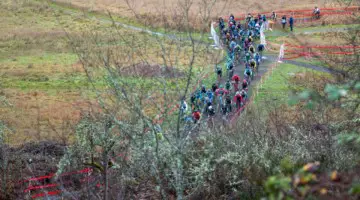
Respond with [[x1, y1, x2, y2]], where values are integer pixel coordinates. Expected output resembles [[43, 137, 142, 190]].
[[212, 83, 218, 92], [216, 65, 222, 82], [241, 89, 248, 101], [234, 91, 243, 111], [232, 74, 241, 92], [192, 110, 201, 124], [257, 43, 265, 59], [249, 44, 255, 54], [254, 52, 261, 67], [201, 85, 206, 94], [245, 51, 251, 63], [313, 6, 320, 19], [218, 17, 225, 32], [242, 79, 249, 91], [227, 63, 234, 81], [224, 95, 232, 114], [215, 85, 229, 112], [206, 89, 214, 104], [244, 66, 253, 81], [225, 80, 231, 91], [250, 59, 257, 74]]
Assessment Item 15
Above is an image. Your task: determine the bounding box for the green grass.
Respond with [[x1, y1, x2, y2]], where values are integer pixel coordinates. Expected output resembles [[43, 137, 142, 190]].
[[254, 63, 324, 106], [292, 57, 328, 67], [0, 53, 78, 66]]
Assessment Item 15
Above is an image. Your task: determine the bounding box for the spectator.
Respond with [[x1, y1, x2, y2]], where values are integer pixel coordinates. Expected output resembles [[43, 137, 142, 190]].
[[281, 15, 287, 29], [289, 15, 294, 32]]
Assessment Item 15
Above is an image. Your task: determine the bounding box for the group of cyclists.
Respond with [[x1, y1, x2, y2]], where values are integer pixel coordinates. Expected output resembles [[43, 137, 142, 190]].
[[179, 13, 266, 126], [178, 7, 322, 126]]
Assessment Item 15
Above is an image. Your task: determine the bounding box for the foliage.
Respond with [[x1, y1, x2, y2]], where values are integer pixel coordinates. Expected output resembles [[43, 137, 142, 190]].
[[264, 162, 360, 199]]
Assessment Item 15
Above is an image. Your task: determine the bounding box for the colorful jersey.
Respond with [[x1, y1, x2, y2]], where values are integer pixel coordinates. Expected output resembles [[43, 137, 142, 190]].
[[193, 112, 201, 120], [232, 74, 240, 83], [215, 88, 229, 96]]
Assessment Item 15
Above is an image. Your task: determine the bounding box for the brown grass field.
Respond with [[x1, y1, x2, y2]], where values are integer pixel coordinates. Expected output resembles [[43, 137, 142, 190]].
[[55, 0, 339, 20]]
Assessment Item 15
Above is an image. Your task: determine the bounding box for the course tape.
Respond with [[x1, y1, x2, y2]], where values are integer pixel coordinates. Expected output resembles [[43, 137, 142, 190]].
[[223, 6, 359, 21], [21, 168, 92, 184], [285, 49, 355, 55], [31, 190, 61, 199], [285, 43, 360, 49]]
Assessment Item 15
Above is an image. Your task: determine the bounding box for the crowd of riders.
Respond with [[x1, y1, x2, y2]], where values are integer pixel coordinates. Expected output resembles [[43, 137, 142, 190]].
[[180, 13, 269, 125], [177, 8, 322, 126]]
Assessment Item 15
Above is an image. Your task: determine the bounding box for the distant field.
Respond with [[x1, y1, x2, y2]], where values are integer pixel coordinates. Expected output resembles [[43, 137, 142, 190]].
[[54, 0, 324, 19], [51, 0, 360, 31]]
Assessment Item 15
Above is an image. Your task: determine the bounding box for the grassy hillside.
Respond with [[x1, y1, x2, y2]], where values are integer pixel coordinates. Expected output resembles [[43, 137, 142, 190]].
[[0, 0, 219, 144]]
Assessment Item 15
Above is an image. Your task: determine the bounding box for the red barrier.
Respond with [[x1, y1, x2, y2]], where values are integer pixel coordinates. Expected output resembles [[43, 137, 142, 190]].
[[25, 183, 58, 193], [20, 168, 92, 184], [285, 43, 360, 49], [31, 190, 61, 199], [223, 6, 359, 22]]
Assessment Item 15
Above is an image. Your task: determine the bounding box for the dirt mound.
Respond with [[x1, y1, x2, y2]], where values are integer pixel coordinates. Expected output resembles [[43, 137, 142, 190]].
[[0, 141, 67, 199], [17, 141, 66, 157], [120, 63, 185, 78]]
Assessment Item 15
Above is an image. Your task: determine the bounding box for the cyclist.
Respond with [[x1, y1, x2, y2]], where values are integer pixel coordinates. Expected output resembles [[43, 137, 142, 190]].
[[254, 52, 261, 67], [249, 45, 255, 54], [244, 67, 253, 83], [227, 63, 234, 81], [232, 74, 241, 92], [257, 43, 265, 59], [250, 59, 257, 75], [215, 86, 228, 112], [207, 105, 216, 127], [201, 85, 207, 94], [242, 79, 249, 91], [313, 6, 320, 19], [245, 51, 251, 63], [234, 91, 243, 111], [190, 93, 197, 111], [212, 83, 218, 92], [234, 44, 242, 63], [192, 110, 201, 124], [241, 89, 248, 101], [225, 95, 232, 113], [225, 80, 231, 91], [180, 99, 188, 113], [216, 65, 222, 82], [218, 17, 225, 31]]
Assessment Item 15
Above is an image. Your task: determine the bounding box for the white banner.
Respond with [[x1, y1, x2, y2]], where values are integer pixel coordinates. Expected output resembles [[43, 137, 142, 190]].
[[260, 24, 266, 46], [211, 22, 222, 49], [278, 43, 285, 62]]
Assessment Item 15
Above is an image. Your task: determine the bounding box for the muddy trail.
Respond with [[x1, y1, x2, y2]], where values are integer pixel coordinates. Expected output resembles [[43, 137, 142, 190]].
[[201, 52, 272, 125]]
